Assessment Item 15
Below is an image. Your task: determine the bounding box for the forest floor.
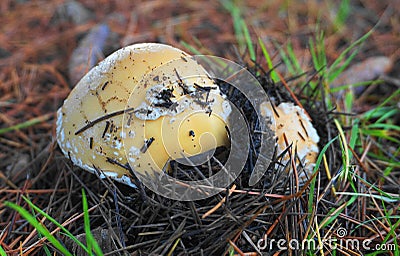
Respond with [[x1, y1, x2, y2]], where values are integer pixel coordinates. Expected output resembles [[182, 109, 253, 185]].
[[0, 1, 399, 255]]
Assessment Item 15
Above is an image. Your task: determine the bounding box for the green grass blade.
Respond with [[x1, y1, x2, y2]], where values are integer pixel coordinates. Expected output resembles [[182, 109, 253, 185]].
[[258, 37, 280, 82], [347, 169, 400, 201], [82, 189, 103, 256], [83, 189, 93, 255], [329, 48, 360, 83], [375, 108, 398, 124], [328, 29, 373, 82], [41, 241, 52, 256], [348, 119, 359, 160], [333, 0, 350, 30], [309, 30, 327, 73], [367, 123, 400, 131], [380, 202, 400, 253], [319, 195, 357, 230], [33, 211, 52, 256], [22, 196, 89, 253], [309, 37, 319, 70], [334, 119, 350, 180], [180, 41, 227, 69], [308, 136, 338, 216], [334, 192, 400, 203], [344, 90, 354, 112], [241, 19, 255, 61], [221, 0, 244, 48], [180, 41, 203, 55], [0, 113, 52, 135], [4, 201, 73, 256], [0, 245, 7, 256], [361, 129, 400, 144], [275, 43, 295, 75], [220, 0, 241, 46], [221, 0, 255, 60], [286, 42, 302, 74], [364, 89, 400, 120]]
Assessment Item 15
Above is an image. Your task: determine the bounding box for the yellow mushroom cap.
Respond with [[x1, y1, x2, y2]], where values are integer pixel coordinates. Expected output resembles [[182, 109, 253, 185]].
[[260, 102, 320, 175], [56, 43, 231, 187]]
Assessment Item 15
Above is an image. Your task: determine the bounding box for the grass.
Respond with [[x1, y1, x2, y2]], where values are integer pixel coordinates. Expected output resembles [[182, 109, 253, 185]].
[[4, 190, 103, 255], [356, 90, 400, 190], [273, 19, 399, 186], [332, 0, 351, 31], [334, 118, 351, 181], [0, 113, 53, 135], [0, 245, 6, 256], [221, 0, 256, 61], [5, 200, 73, 256], [307, 136, 338, 218], [258, 37, 280, 83], [82, 189, 104, 256], [253, 10, 398, 255]]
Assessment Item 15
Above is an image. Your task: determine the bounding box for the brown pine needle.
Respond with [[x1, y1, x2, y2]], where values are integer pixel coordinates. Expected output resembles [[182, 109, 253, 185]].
[[228, 239, 245, 256], [202, 184, 236, 219]]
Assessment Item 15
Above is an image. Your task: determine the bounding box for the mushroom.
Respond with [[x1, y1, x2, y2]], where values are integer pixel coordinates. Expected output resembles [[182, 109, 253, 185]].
[[260, 102, 320, 177], [57, 43, 231, 187]]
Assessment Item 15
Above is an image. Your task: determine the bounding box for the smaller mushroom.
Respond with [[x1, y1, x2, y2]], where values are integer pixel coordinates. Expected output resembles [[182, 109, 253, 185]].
[[260, 102, 320, 178]]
